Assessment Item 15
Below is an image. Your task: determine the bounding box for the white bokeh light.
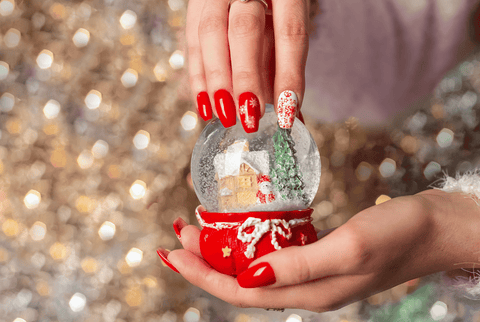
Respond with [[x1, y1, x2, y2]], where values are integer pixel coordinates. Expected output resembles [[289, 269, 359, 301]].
[[180, 111, 198, 131], [30, 221, 47, 241], [125, 248, 143, 267], [24, 190, 41, 209], [436, 128, 454, 148], [36, 49, 54, 69], [0, 92, 15, 112], [98, 221, 116, 240], [4, 28, 21, 48], [77, 150, 94, 169], [0, 61, 9, 80], [92, 140, 109, 158], [133, 130, 150, 150], [69, 293, 87, 312], [119, 10, 137, 29], [430, 301, 447, 321], [129, 180, 147, 199], [379, 158, 396, 178], [43, 99, 61, 119], [85, 90, 102, 109], [72, 28, 90, 48], [169, 50, 184, 69], [183, 307, 200, 322], [286, 314, 303, 322], [168, 0, 184, 11], [0, 0, 15, 16], [121, 68, 138, 88]]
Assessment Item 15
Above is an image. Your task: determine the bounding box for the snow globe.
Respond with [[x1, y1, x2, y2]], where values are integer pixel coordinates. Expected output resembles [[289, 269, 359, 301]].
[[191, 104, 321, 276]]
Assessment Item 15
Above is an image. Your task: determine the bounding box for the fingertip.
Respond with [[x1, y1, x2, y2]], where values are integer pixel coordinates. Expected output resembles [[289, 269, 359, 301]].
[[196, 91, 213, 121]]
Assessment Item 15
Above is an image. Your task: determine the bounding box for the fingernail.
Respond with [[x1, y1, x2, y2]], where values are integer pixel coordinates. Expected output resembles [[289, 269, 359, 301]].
[[157, 248, 179, 273], [239, 92, 260, 133], [277, 90, 297, 129], [214, 89, 236, 128], [298, 110, 305, 124], [197, 91, 213, 121], [173, 217, 188, 241], [237, 262, 276, 288]]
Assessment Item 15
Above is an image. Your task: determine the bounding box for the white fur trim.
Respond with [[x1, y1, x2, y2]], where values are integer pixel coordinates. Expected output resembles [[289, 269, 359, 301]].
[[435, 171, 480, 299]]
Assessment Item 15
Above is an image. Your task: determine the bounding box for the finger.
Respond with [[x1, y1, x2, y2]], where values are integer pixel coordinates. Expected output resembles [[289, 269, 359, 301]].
[[228, 0, 266, 133], [187, 0, 213, 121], [237, 226, 359, 288], [199, 0, 236, 128], [272, 0, 309, 129], [169, 248, 376, 311]]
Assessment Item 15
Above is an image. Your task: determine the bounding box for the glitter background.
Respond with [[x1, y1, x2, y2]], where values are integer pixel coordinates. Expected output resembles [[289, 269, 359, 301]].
[[1, 0, 480, 321]]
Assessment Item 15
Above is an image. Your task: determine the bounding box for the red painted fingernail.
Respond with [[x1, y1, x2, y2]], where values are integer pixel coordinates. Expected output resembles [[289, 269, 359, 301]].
[[237, 262, 276, 288], [173, 217, 188, 241], [214, 89, 236, 128], [239, 92, 260, 133], [157, 248, 179, 273], [277, 90, 297, 129], [298, 110, 305, 124], [196, 92, 212, 121]]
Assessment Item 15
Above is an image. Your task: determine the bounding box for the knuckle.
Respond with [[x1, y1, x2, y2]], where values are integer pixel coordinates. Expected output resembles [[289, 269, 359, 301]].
[[189, 74, 205, 89], [229, 13, 262, 38], [277, 18, 308, 41], [198, 15, 225, 37], [233, 70, 257, 86], [292, 249, 313, 283], [207, 69, 226, 83]]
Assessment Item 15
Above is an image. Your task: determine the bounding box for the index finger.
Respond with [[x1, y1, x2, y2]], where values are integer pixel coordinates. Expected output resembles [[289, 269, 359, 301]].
[[272, 0, 309, 129]]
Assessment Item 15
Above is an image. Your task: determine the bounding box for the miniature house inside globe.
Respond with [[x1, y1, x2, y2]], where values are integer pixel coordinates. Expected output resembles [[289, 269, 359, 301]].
[[190, 104, 321, 276], [191, 104, 321, 213]]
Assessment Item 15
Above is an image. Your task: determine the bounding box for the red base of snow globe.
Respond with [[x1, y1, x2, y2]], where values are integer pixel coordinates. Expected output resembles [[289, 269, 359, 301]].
[[197, 208, 317, 276]]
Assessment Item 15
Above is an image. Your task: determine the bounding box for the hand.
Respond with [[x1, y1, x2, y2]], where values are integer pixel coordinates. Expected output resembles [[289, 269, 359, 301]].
[[162, 190, 480, 312], [186, 0, 310, 132]]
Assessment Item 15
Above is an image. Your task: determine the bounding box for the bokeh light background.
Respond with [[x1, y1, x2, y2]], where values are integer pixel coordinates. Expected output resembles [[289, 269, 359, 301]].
[[1, 0, 480, 321]]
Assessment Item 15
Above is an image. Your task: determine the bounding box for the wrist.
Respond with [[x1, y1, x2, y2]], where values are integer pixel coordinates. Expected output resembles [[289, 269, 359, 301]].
[[418, 189, 480, 271]]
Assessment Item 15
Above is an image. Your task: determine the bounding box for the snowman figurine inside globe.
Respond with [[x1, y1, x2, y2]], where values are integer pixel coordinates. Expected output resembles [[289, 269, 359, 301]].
[[191, 104, 321, 276]]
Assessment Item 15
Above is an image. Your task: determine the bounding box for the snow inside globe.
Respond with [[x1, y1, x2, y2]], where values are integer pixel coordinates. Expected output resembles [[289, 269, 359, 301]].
[[191, 104, 321, 213]]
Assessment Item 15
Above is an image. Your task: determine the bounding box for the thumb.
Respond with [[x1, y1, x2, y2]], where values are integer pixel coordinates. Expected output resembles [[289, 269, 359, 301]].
[[236, 228, 354, 288]]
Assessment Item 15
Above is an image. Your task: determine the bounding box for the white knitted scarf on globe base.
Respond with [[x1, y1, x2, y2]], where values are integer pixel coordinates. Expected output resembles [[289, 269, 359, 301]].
[[435, 171, 480, 299]]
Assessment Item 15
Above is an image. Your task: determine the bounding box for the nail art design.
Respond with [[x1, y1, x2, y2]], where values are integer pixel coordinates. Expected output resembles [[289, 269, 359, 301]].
[[214, 90, 236, 128], [196, 92, 213, 121], [157, 248, 179, 273], [173, 217, 188, 242], [239, 92, 260, 133], [237, 262, 276, 288], [277, 90, 297, 129]]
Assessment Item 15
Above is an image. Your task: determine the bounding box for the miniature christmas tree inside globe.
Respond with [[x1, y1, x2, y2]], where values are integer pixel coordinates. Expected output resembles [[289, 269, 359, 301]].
[[190, 104, 321, 276], [191, 104, 321, 213]]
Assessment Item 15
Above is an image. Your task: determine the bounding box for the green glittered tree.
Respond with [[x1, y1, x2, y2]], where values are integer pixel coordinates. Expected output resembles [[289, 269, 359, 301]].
[[270, 124, 308, 203]]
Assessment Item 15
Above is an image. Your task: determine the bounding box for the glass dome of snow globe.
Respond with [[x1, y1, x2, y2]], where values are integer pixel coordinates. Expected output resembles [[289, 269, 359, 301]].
[[191, 104, 321, 213]]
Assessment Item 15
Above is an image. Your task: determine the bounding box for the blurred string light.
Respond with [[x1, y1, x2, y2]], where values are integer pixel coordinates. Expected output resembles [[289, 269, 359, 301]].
[[2, 219, 19, 237], [181, 111, 198, 131], [183, 307, 200, 322], [430, 301, 447, 320], [130, 180, 147, 199], [436, 128, 454, 148], [121, 68, 138, 88], [69, 293, 87, 312], [0, 92, 15, 112], [125, 247, 143, 267], [379, 158, 396, 178], [424, 161, 441, 180], [85, 90, 102, 109], [49, 242, 67, 260], [72, 28, 90, 47], [0, 61, 9, 80], [0, 0, 15, 16], [98, 221, 116, 240], [92, 140, 109, 158], [13, 319, 26, 322], [120, 10, 137, 29], [375, 194, 391, 205], [154, 63, 168, 81], [286, 314, 302, 322], [24, 190, 41, 209], [4, 28, 21, 48], [81, 257, 98, 273], [133, 130, 150, 149], [169, 50, 184, 69], [43, 99, 61, 119], [168, 0, 184, 11], [77, 150, 94, 169], [36, 49, 54, 69], [30, 221, 47, 241]]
